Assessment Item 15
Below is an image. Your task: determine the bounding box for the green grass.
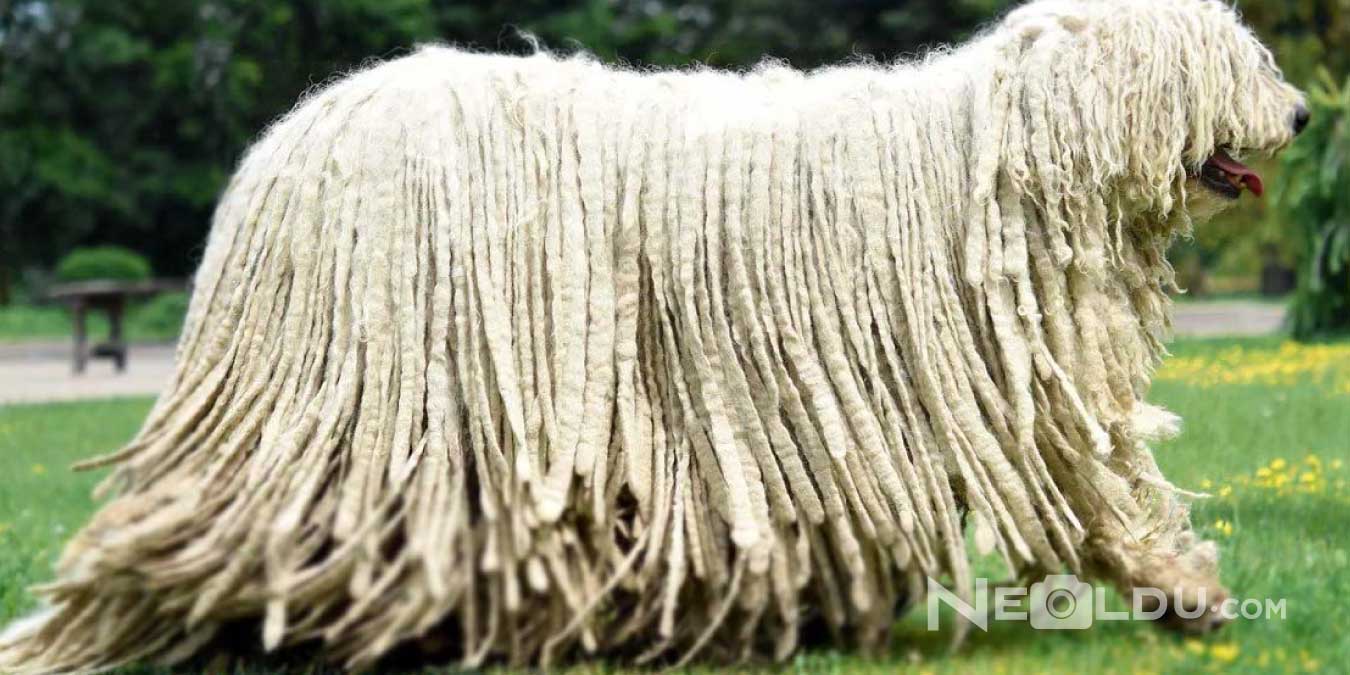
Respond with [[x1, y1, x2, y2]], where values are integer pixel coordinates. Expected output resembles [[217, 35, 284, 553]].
[[0, 400, 151, 622], [0, 292, 188, 343], [1, 337, 1347, 674]]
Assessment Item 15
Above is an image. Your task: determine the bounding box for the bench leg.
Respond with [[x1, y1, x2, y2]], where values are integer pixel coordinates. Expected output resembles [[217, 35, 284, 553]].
[[72, 301, 88, 374], [108, 299, 126, 373]]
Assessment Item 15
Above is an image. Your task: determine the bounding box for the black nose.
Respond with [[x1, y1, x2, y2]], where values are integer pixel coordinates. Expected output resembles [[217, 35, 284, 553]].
[[1292, 105, 1311, 135]]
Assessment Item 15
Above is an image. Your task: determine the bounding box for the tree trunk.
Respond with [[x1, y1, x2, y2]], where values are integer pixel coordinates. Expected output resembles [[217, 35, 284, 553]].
[[0, 264, 11, 306]]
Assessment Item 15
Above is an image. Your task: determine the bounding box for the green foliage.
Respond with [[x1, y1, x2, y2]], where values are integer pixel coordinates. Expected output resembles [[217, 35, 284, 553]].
[[0, 0, 443, 287], [0, 0, 1017, 294], [1276, 72, 1350, 339], [129, 291, 189, 338], [1235, 1, 1350, 90], [54, 246, 152, 283]]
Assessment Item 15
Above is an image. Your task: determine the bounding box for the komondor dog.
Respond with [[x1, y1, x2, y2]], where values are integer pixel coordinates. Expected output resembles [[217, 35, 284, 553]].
[[0, 0, 1308, 671]]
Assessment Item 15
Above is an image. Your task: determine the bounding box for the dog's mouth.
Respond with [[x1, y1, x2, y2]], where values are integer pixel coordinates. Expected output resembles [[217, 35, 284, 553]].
[[1196, 148, 1264, 200]]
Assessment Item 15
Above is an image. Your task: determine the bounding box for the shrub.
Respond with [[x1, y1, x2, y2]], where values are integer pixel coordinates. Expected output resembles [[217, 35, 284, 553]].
[[130, 291, 189, 340], [1277, 71, 1350, 339], [55, 246, 152, 284]]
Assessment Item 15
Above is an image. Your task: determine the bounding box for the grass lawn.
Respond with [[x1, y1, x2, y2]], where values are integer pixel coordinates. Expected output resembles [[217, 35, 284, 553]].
[[0, 292, 188, 343], [1, 337, 1347, 673]]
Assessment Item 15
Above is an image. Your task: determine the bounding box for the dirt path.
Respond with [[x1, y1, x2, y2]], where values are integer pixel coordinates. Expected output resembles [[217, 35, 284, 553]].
[[1172, 300, 1286, 338], [0, 341, 176, 405]]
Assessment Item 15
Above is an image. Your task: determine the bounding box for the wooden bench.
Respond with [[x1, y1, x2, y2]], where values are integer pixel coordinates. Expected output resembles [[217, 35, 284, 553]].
[[47, 280, 184, 374]]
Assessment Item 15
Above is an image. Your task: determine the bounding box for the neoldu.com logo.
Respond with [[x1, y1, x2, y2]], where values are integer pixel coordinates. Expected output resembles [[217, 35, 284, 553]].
[[926, 574, 1286, 631]]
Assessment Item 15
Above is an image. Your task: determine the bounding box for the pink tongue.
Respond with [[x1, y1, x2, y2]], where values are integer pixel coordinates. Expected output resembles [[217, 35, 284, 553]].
[[1209, 150, 1264, 197]]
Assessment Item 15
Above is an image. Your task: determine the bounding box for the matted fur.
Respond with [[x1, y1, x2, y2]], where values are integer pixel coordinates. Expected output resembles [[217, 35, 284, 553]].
[[1, 0, 1303, 670]]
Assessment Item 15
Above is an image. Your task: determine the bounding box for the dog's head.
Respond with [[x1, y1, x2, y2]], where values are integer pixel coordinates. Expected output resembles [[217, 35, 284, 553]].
[[993, 0, 1306, 227]]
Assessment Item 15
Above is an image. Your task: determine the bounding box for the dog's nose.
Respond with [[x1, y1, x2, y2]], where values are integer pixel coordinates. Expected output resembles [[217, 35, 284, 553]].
[[1292, 104, 1311, 135]]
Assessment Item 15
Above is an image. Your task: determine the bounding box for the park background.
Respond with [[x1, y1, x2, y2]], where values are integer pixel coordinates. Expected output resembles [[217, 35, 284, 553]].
[[1, 1, 1349, 673]]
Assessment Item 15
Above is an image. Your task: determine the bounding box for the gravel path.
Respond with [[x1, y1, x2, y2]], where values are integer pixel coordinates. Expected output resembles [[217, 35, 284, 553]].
[[0, 301, 1287, 405], [0, 341, 177, 405], [1171, 300, 1286, 338]]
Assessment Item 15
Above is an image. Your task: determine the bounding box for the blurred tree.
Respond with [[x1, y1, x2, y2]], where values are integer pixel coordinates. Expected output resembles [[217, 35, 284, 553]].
[[1277, 72, 1350, 338], [435, 0, 1012, 67], [1, 0, 1016, 304], [0, 0, 440, 300], [1237, 0, 1350, 88]]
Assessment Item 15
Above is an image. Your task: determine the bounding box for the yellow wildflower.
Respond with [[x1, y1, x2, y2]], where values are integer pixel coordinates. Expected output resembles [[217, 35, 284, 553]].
[[31, 464, 47, 476], [1154, 342, 1350, 392], [1299, 650, 1320, 672], [1271, 458, 1287, 471], [1209, 643, 1239, 663]]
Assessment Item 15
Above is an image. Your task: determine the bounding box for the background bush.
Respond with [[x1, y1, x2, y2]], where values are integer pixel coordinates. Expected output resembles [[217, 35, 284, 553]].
[[1279, 72, 1350, 339], [54, 246, 153, 283], [129, 291, 189, 338]]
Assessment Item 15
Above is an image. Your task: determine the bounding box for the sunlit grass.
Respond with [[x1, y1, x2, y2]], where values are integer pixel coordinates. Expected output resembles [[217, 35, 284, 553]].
[[1156, 339, 1350, 393]]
